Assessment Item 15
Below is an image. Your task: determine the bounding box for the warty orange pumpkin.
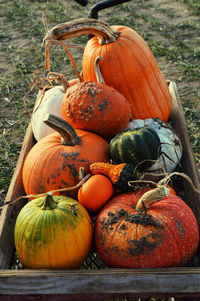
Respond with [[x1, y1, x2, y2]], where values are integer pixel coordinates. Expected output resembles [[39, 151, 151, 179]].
[[61, 56, 131, 138]]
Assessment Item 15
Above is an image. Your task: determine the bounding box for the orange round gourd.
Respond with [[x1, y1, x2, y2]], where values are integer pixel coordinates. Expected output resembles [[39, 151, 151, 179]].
[[78, 174, 114, 212]]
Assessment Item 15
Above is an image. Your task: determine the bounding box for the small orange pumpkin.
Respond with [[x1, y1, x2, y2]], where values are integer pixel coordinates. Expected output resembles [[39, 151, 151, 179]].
[[78, 174, 114, 212]]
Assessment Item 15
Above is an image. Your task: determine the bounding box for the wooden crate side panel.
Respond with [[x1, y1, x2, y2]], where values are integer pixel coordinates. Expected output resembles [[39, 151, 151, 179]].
[[169, 82, 200, 225], [0, 123, 35, 269], [0, 268, 200, 298]]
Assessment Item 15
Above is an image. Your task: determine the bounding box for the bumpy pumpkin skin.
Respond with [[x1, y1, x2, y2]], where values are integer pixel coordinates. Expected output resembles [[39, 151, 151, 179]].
[[22, 129, 109, 198], [95, 189, 199, 268], [62, 81, 131, 138], [82, 25, 171, 122], [14, 195, 92, 269]]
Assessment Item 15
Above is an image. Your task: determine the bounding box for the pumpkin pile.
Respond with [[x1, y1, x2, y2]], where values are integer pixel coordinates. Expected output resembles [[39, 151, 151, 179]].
[[14, 18, 199, 270]]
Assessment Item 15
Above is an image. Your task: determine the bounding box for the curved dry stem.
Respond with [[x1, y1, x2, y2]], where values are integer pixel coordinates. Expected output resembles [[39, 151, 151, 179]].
[[45, 40, 83, 82], [133, 158, 168, 178], [2, 173, 91, 208], [44, 18, 119, 43], [47, 72, 69, 92], [128, 179, 158, 189], [62, 45, 83, 82], [158, 172, 200, 194], [44, 18, 119, 75], [32, 71, 69, 115]]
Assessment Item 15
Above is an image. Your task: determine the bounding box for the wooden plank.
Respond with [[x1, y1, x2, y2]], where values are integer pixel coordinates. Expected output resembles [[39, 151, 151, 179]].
[[0, 268, 200, 298], [0, 123, 36, 269], [169, 81, 200, 225]]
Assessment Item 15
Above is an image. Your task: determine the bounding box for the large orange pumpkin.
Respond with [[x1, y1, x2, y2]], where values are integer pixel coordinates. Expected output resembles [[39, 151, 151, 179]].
[[95, 188, 199, 268], [23, 114, 109, 198], [44, 18, 171, 122]]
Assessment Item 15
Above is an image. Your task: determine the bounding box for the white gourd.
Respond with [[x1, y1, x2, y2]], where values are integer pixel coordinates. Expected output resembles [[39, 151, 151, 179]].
[[126, 118, 182, 174], [31, 86, 64, 141]]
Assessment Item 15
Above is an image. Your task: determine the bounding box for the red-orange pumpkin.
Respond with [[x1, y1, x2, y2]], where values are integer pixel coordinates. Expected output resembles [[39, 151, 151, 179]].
[[23, 114, 109, 198], [95, 188, 199, 268], [44, 19, 171, 122]]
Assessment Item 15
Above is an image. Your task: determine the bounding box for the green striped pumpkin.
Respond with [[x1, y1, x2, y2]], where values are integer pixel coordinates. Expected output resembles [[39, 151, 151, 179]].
[[109, 127, 161, 172], [14, 193, 92, 269]]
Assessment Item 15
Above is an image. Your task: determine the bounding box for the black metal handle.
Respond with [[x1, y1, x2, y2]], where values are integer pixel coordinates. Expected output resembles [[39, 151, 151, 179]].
[[74, 0, 88, 7], [89, 0, 131, 19]]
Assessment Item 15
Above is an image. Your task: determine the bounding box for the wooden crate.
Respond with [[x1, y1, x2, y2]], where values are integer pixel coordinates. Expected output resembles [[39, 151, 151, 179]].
[[0, 81, 199, 300]]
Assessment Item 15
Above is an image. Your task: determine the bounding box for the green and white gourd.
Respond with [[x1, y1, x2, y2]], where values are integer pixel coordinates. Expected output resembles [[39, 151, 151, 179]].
[[126, 118, 182, 174], [31, 86, 64, 141]]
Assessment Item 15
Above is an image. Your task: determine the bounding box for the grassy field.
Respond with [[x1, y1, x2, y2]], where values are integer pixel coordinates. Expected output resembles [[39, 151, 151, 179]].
[[0, 0, 199, 202]]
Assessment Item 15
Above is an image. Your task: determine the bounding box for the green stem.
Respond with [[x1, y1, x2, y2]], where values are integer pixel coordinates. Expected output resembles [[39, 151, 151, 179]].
[[41, 192, 57, 210]]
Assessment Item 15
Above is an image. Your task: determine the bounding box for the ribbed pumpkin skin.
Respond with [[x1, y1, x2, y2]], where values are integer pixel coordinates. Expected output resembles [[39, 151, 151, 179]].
[[82, 25, 171, 122], [126, 117, 182, 174], [14, 195, 92, 269], [22, 129, 109, 198], [95, 189, 199, 268], [109, 127, 160, 171], [62, 81, 131, 138]]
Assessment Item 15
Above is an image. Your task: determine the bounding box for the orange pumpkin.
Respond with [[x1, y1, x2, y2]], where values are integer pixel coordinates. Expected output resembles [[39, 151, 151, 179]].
[[78, 174, 114, 212], [61, 56, 131, 138], [44, 18, 171, 122], [95, 188, 199, 268], [23, 114, 109, 198]]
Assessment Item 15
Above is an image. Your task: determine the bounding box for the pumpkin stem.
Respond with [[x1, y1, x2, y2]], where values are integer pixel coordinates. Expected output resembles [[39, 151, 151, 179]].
[[135, 186, 170, 211], [41, 192, 58, 210], [158, 171, 200, 194], [3, 173, 91, 208], [44, 18, 119, 71], [46, 72, 70, 93], [94, 56, 105, 83], [44, 18, 119, 43], [43, 113, 79, 146]]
